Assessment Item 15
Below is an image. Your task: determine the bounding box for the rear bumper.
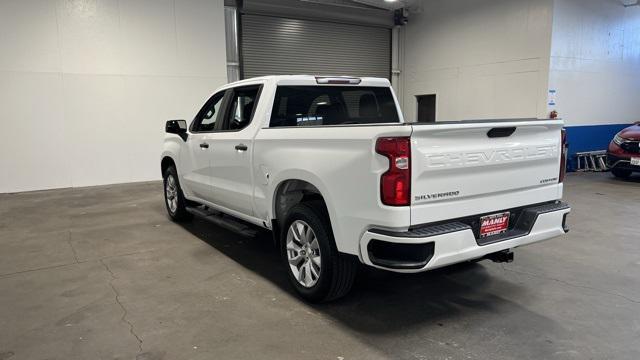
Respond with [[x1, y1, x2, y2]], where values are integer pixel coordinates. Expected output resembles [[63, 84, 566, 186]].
[[359, 201, 570, 273], [607, 153, 640, 172]]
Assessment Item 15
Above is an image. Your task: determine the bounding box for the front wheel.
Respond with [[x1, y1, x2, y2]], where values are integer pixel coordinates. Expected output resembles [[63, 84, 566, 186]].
[[281, 201, 357, 302], [163, 166, 193, 222], [611, 168, 632, 178]]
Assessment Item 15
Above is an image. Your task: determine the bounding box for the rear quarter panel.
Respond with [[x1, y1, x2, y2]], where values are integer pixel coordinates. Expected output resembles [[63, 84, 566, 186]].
[[253, 125, 412, 255]]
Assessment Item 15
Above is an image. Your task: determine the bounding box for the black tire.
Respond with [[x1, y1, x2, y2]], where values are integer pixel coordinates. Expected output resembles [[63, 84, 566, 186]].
[[163, 166, 193, 222], [612, 168, 632, 178], [281, 200, 357, 302]]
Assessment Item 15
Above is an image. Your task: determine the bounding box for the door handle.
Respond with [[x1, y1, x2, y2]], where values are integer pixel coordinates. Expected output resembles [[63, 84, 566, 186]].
[[199, 143, 209, 149], [235, 144, 248, 151]]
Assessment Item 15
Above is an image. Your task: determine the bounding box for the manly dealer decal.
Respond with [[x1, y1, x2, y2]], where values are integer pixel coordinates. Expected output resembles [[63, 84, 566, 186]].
[[424, 145, 558, 168]]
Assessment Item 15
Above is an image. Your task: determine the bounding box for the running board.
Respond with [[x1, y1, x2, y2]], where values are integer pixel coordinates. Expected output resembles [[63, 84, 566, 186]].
[[185, 206, 260, 237]]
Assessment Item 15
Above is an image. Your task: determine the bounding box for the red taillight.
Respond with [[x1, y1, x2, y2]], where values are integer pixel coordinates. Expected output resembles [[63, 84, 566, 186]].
[[559, 128, 567, 183], [376, 137, 411, 206]]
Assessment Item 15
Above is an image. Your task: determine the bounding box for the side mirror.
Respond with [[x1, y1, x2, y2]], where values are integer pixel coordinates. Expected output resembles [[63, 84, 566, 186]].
[[166, 120, 188, 141]]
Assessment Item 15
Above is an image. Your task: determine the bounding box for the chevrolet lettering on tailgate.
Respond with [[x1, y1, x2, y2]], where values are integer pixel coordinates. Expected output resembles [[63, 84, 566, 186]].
[[424, 145, 558, 168]]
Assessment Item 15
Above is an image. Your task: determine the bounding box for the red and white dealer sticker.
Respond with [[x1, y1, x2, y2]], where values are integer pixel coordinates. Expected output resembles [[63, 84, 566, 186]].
[[479, 212, 510, 238]]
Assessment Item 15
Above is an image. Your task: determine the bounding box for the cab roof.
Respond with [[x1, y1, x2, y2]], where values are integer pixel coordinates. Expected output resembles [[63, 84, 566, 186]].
[[222, 75, 391, 89]]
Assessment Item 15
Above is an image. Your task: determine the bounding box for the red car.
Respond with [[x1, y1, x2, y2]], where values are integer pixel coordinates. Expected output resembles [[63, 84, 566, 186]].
[[607, 122, 640, 178]]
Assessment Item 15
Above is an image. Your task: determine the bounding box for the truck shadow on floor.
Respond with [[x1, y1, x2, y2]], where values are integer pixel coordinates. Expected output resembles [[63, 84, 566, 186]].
[[178, 215, 538, 336]]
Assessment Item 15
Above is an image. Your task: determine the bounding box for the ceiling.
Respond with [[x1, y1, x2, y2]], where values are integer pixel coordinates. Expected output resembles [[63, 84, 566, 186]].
[[350, 0, 419, 11], [299, 0, 421, 11]]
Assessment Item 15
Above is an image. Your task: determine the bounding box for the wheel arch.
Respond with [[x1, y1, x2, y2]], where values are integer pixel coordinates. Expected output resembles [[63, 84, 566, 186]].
[[161, 156, 176, 176], [272, 178, 331, 226]]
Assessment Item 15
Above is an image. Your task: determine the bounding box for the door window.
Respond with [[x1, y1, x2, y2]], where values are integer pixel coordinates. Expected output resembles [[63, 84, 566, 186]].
[[222, 86, 261, 131], [192, 91, 226, 132]]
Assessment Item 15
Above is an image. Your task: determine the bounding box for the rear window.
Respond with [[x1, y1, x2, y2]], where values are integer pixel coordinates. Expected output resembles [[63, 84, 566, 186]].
[[269, 86, 400, 127]]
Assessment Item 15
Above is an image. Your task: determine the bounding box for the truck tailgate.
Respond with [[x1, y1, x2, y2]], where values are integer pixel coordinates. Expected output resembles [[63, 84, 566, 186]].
[[409, 119, 564, 226]]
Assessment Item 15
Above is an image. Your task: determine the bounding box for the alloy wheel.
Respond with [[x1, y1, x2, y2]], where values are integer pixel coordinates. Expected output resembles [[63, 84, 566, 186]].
[[165, 175, 178, 213], [286, 220, 322, 288]]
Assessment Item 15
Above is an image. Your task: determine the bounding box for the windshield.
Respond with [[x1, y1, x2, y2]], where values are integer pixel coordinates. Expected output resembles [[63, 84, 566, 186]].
[[269, 86, 400, 127]]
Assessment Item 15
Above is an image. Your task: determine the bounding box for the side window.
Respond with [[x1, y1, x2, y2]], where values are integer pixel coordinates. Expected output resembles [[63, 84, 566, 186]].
[[222, 86, 260, 131], [193, 92, 225, 132]]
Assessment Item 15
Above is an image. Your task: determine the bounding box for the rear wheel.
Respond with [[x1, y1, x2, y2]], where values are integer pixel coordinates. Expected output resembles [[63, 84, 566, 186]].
[[612, 168, 632, 178], [163, 166, 193, 222], [281, 201, 357, 302]]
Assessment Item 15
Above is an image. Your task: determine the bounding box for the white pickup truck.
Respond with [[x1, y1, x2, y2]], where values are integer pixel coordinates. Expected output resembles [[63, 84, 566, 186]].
[[161, 75, 570, 302]]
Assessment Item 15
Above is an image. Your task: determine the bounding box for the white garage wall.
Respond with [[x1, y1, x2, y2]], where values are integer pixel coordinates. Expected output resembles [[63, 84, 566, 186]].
[[401, 0, 554, 122], [0, 0, 228, 193], [549, 0, 640, 127]]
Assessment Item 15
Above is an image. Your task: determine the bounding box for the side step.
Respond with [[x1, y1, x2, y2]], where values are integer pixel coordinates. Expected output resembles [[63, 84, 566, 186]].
[[185, 206, 260, 237]]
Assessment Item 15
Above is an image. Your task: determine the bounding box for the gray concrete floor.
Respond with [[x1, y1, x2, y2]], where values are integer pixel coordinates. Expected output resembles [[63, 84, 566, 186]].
[[0, 172, 639, 360]]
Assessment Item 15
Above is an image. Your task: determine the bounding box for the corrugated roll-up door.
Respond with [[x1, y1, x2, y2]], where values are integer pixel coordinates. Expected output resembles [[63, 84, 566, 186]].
[[241, 14, 391, 79]]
